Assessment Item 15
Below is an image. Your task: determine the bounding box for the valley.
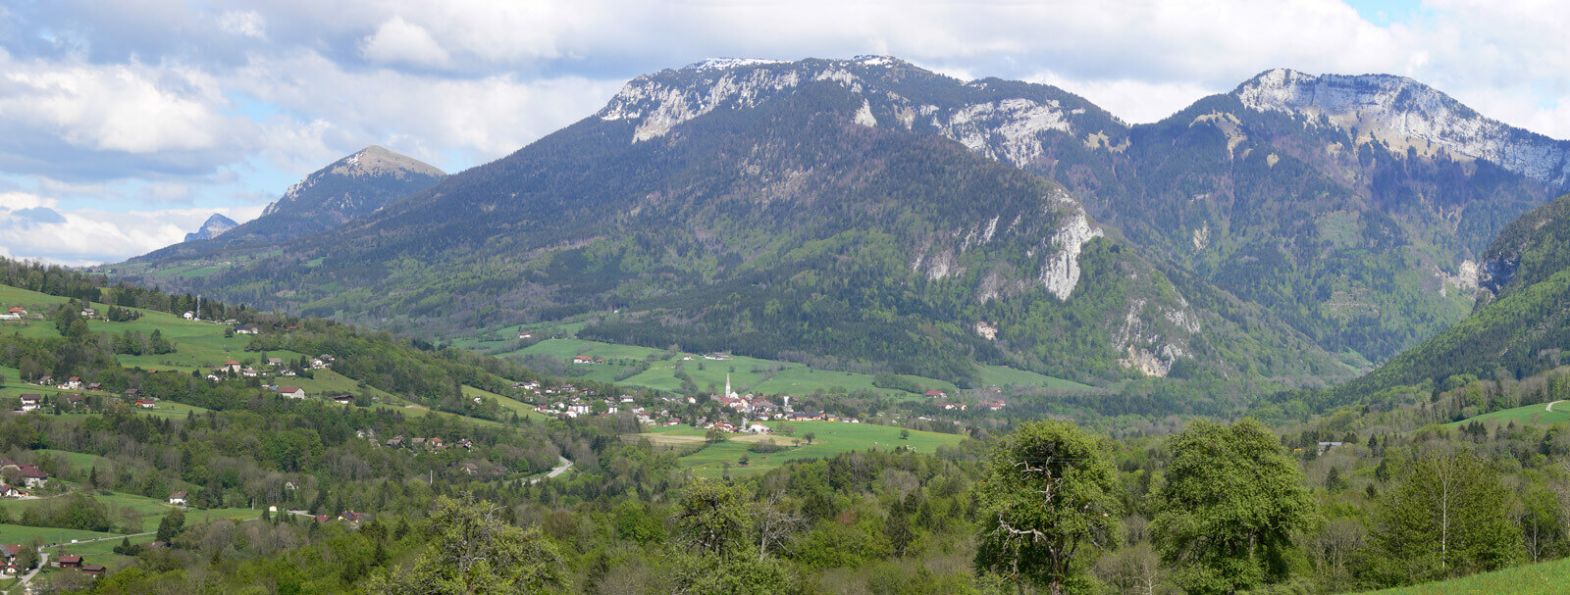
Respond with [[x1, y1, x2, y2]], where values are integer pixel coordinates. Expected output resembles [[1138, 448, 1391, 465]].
[[5, 42, 1570, 594]]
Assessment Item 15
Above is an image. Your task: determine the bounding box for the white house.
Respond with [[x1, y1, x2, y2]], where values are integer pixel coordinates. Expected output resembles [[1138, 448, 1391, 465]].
[[278, 386, 307, 400], [168, 491, 187, 506], [18, 394, 41, 412], [182, 311, 196, 320]]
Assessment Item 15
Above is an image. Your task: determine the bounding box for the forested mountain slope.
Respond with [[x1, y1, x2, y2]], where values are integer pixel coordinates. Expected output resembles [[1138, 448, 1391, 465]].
[[1015, 69, 1570, 363], [106, 57, 1346, 386], [1327, 193, 1570, 401]]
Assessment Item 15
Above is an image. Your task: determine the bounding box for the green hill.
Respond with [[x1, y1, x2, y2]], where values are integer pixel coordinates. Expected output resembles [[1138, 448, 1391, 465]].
[[1362, 556, 1570, 594]]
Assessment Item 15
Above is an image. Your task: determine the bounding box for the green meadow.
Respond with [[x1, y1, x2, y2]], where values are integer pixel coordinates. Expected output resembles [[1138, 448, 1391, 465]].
[[1449, 401, 1570, 427], [1362, 556, 1570, 594], [638, 420, 967, 478], [505, 337, 1086, 397]]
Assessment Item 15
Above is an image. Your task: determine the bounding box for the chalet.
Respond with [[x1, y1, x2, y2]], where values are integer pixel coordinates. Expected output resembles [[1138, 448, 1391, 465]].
[[517, 331, 533, 340], [924, 389, 947, 398], [80, 563, 106, 575], [572, 355, 594, 365], [135, 399, 157, 409], [982, 399, 1007, 411], [310, 358, 329, 369], [18, 394, 42, 412], [168, 491, 187, 506], [331, 394, 355, 405], [223, 360, 243, 373], [0, 461, 48, 488], [428, 437, 445, 449], [124, 388, 140, 398], [241, 366, 258, 378], [385, 435, 405, 448], [233, 324, 259, 335], [80, 307, 96, 318], [267, 357, 285, 366], [7, 306, 26, 316], [61, 376, 83, 389], [410, 437, 426, 446], [339, 510, 368, 523], [57, 554, 82, 568], [277, 386, 306, 400], [37, 375, 54, 386], [85, 382, 101, 391]]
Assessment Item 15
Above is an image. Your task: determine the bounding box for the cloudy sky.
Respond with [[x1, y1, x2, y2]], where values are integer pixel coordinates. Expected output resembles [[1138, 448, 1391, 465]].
[[1, 0, 1566, 264]]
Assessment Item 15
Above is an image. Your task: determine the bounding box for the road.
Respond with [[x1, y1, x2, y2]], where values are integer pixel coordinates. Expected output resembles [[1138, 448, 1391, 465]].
[[1549, 400, 1564, 412], [14, 551, 48, 593], [41, 531, 154, 549], [529, 456, 573, 485]]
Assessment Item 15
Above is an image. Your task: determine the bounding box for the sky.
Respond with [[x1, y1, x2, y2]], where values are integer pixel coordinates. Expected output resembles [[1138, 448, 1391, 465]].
[[0, 0, 1566, 265]]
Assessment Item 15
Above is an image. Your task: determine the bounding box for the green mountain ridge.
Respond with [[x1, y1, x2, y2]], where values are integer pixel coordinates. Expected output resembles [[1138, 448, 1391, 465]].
[[105, 58, 1347, 387]]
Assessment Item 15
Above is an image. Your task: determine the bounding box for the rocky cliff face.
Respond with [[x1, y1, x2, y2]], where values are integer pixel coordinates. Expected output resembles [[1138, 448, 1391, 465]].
[[1236, 68, 1570, 190], [183, 213, 237, 242]]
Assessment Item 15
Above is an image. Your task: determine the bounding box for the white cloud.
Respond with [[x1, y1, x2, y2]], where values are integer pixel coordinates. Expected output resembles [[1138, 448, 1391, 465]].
[[1, 0, 1568, 243], [361, 16, 451, 68], [0, 191, 264, 265], [218, 10, 268, 39], [231, 50, 622, 164], [0, 56, 229, 154]]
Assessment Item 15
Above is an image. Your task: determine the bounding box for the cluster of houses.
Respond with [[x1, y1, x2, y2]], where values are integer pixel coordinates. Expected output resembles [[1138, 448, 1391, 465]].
[[13, 388, 160, 415], [380, 434, 475, 452], [210, 354, 333, 383], [2, 546, 110, 577], [0, 459, 49, 499], [55, 554, 107, 576]]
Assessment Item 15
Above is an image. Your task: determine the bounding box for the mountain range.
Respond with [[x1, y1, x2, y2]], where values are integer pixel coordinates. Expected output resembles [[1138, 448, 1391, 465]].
[[105, 57, 1570, 389]]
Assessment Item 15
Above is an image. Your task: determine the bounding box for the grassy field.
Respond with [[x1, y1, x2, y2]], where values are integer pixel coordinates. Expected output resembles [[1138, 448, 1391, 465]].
[[1363, 556, 1570, 594], [0, 488, 258, 534], [461, 385, 543, 420], [0, 284, 260, 374], [508, 337, 1084, 398], [0, 522, 118, 546], [1449, 401, 1570, 427], [637, 420, 967, 478]]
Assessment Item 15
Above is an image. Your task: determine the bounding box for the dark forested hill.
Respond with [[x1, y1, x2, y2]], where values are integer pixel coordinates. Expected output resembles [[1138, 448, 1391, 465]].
[[106, 57, 1346, 387], [1329, 192, 1570, 400]]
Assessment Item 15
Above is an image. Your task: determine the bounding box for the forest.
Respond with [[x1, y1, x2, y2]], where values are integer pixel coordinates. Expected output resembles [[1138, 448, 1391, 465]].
[[4, 257, 1570, 594]]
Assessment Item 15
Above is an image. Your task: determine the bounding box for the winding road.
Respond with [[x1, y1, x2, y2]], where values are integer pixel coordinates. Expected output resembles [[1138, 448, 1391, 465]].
[[1548, 400, 1564, 412], [528, 456, 573, 485]]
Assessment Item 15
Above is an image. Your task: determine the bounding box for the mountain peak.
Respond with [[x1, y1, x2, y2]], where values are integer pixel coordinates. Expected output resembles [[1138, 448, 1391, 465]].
[[328, 146, 445, 179], [1232, 68, 1570, 188], [183, 213, 238, 242]]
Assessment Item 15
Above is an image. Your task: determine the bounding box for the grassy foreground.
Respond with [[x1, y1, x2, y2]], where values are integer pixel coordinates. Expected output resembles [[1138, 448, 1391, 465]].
[[1363, 556, 1570, 594]]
